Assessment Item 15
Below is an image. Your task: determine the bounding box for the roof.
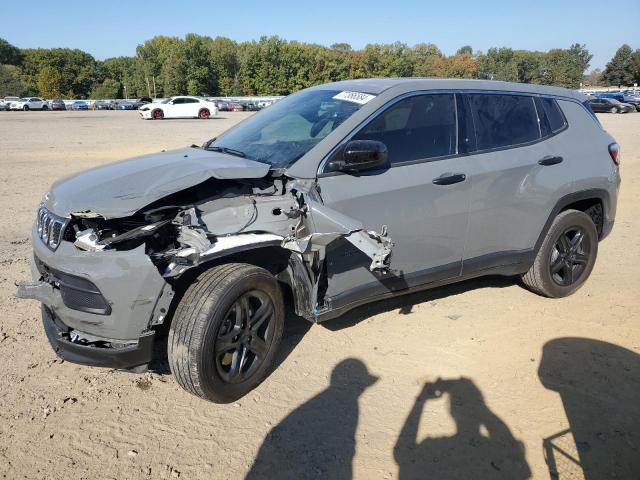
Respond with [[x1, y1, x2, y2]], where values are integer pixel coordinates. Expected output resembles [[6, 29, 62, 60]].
[[312, 77, 587, 102]]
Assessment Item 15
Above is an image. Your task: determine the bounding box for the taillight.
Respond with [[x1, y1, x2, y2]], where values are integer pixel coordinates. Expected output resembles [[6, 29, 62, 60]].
[[608, 142, 620, 166]]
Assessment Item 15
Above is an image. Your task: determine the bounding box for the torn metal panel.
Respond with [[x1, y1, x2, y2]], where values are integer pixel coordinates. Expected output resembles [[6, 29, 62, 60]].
[[283, 197, 393, 272], [163, 233, 284, 277]]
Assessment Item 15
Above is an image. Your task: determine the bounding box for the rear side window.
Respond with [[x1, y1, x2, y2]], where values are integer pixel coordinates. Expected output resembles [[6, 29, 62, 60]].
[[468, 94, 539, 150], [535, 97, 566, 136], [353, 94, 457, 164]]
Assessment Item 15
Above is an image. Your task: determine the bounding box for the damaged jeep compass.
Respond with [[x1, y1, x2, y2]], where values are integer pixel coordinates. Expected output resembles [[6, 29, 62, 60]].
[[17, 79, 620, 403]]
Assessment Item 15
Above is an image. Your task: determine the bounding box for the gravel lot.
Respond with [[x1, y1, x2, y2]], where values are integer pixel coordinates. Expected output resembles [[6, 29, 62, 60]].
[[1, 110, 638, 479]]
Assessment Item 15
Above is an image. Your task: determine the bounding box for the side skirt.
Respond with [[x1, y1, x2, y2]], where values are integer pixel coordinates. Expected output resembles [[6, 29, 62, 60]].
[[315, 250, 533, 323]]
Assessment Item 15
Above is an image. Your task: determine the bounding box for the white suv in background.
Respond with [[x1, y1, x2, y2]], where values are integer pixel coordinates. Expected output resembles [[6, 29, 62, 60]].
[[10, 97, 49, 111], [139, 96, 218, 120]]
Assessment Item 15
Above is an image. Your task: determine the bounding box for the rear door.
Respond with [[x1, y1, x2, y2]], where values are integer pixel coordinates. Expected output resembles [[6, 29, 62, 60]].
[[460, 93, 574, 274], [317, 93, 473, 308]]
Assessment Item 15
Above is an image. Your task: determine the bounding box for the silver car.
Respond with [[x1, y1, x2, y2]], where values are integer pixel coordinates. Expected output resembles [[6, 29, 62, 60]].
[[17, 78, 621, 403]]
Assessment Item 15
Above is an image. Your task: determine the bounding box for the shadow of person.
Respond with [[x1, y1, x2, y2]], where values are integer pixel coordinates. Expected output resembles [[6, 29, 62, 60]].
[[246, 358, 378, 479], [539, 338, 640, 479], [394, 378, 531, 479]]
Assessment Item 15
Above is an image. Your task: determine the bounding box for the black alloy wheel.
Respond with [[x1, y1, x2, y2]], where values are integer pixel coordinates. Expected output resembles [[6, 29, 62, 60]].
[[215, 290, 275, 383], [549, 227, 591, 286]]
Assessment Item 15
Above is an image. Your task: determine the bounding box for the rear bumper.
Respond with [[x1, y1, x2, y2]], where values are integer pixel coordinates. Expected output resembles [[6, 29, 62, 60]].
[[42, 305, 154, 369]]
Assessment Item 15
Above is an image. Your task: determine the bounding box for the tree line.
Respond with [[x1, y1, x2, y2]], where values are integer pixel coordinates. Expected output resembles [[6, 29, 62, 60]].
[[0, 35, 638, 100]]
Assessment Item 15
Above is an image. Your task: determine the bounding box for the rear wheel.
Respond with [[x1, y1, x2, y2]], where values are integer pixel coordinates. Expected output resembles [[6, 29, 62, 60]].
[[152, 109, 164, 120], [168, 263, 284, 403], [23, 105, 29, 111], [610, 107, 618, 113], [198, 108, 210, 119], [522, 210, 598, 298]]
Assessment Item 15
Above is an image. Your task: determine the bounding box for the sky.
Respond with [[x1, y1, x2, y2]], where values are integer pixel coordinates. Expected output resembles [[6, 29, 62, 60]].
[[3, 0, 639, 70]]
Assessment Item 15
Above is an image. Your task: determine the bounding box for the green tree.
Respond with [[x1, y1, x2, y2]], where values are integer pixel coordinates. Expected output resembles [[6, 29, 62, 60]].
[[330, 43, 352, 52], [412, 43, 443, 76], [0, 37, 22, 65], [36, 65, 63, 97], [602, 44, 634, 86], [0, 64, 27, 96], [456, 45, 473, 56], [90, 79, 120, 99]]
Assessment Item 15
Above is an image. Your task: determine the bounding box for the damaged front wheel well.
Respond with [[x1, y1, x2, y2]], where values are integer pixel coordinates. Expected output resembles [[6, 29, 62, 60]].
[[161, 245, 304, 330]]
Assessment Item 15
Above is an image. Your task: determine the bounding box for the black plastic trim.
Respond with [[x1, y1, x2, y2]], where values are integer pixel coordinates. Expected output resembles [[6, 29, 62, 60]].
[[318, 250, 533, 322], [42, 306, 153, 369], [533, 189, 611, 255], [317, 253, 530, 323]]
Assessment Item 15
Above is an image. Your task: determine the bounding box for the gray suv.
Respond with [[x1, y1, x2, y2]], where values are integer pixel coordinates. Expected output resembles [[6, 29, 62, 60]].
[[17, 79, 620, 403]]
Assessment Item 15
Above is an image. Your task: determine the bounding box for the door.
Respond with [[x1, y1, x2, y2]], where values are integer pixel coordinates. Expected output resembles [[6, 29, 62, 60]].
[[165, 97, 186, 118], [460, 93, 574, 274], [317, 93, 472, 309]]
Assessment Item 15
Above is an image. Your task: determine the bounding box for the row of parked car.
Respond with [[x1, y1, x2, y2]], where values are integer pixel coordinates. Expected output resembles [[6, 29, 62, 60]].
[[0, 95, 277, 113], [0, 96, 154, 111], [585, 91, 640, 114]]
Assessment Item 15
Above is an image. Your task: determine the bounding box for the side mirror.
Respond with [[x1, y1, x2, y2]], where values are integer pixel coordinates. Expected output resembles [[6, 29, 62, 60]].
[[331, 140, 388, 173]]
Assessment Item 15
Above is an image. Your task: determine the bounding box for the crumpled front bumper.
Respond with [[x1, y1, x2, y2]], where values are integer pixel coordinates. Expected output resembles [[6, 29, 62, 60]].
[[40, 305, 154, 369], [17, 222, 168, 367]]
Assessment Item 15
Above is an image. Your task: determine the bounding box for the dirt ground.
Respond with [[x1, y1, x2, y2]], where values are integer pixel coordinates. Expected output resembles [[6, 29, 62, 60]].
[[0, 110, 638, 480]]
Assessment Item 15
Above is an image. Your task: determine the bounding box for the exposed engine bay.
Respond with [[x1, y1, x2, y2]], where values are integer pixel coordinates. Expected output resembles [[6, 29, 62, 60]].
[[66, 172, 393, 321]]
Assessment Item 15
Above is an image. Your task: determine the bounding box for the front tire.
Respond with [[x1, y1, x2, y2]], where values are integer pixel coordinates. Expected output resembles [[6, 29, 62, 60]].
[[152, 109, 164, 120], [521, 210, 598, 298], [23, 105, 29, 111], [168, 263, 284, 403], [198, 108, 210, 119], [610, 107, 618, 113]]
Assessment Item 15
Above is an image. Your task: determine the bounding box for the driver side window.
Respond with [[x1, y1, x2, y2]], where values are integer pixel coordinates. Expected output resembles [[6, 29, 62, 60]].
[[350, 94, 457, 165]]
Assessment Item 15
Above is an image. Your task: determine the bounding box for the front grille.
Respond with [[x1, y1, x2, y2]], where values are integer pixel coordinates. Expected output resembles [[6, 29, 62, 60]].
[[36, 205, 69, 251]]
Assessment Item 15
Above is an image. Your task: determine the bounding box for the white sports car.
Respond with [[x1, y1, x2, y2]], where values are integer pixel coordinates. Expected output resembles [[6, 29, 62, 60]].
[[139, 96, 218, 120]]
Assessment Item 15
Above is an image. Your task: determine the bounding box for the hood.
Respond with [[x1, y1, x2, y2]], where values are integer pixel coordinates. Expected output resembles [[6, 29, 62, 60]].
[[44, 147, 271, 218]]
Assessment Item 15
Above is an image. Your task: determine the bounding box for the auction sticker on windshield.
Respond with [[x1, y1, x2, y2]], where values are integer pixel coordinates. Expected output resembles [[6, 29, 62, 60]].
[[333, 91, 376, 105]]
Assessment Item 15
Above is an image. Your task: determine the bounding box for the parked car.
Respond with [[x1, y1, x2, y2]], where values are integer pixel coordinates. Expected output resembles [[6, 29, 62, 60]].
[[139, 96, 218, 119], [17, 79, 620, 403], [3, 96, 21, 110], [588, 98, 634, 113], [50, 99, 67, 111], [228, 102, 244, 112], [70, 101, 89, 111], [92, 101, 113, 110], [214, 100, 230, 111], [598, 92, 625, 102], [622, 96, 640, 111], [242, 102, 260, 111], [9, 97, 49, 111], [114, 101, 137, 110]]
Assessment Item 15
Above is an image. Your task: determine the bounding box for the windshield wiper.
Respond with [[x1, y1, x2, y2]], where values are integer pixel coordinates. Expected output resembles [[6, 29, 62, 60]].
[[206, 145, 246, 158]]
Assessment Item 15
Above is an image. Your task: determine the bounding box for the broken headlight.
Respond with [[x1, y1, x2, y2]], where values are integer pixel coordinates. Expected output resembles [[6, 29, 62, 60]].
[[36, 204, 69, 251]]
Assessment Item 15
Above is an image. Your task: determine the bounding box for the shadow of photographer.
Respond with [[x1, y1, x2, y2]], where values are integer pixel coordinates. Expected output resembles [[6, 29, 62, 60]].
[[539, 337, 640, 479], [394, 377, 531, 479]]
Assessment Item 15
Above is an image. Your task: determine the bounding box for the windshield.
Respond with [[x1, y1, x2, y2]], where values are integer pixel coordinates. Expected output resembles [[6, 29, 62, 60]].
[[208, 89, 373, 167]]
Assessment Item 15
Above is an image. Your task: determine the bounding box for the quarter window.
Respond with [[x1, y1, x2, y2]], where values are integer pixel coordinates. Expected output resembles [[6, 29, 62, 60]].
[[352, 94, 457, 164], [536, 97, 566, 136], [468, 94, 539, 150]]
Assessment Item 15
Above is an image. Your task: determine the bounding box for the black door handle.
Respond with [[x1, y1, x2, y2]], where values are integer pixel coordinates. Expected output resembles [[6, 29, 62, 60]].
[[538, 155, 563, 166], [432, 173, 466, 186]]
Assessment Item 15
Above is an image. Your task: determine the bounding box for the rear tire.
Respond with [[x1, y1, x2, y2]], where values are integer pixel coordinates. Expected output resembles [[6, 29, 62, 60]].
[[198, 108, 210, 119], [521, 210, 598, 298], [23, 105, 29, 111], [610, 107, 618, 113], [168, 263, 284, 403]]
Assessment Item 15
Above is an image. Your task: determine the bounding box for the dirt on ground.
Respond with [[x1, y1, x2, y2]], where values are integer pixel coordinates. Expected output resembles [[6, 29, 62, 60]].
[[0, 110, 638, 480]]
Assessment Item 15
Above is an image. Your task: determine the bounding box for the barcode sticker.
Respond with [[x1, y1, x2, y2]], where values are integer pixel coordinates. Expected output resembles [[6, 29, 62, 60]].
[[332, 91, 376, 105]]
